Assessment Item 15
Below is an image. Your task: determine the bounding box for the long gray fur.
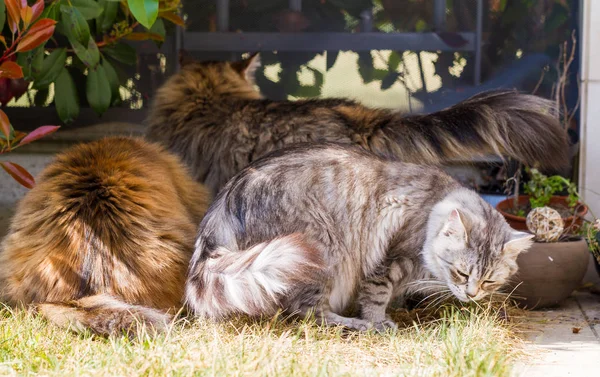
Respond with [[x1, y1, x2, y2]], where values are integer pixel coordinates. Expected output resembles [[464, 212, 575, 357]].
[[146, 55, 569, 196], [185, 143, 533, 331]]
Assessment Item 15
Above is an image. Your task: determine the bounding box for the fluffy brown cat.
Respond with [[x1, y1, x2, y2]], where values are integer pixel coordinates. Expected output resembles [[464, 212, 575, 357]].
[[146, 52, 568, 196], [0, 137, 210, 336]]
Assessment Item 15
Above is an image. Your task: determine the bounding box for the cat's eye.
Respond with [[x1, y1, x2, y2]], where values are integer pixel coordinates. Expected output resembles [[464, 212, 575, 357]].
[[483, 280, 495, 285], [456, 270, 469, 279]]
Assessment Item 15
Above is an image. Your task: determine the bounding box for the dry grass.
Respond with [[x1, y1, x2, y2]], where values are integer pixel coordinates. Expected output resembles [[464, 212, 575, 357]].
[[0, 301, 527, 377]]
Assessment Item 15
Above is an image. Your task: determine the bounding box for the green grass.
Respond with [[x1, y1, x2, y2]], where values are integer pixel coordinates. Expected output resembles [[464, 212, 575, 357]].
[[0, 303, 525, 377]]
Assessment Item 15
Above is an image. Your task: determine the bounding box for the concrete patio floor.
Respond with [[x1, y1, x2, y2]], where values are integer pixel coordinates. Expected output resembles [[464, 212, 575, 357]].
[[513, 287, 600, 377], [0, 124, 599, 376]]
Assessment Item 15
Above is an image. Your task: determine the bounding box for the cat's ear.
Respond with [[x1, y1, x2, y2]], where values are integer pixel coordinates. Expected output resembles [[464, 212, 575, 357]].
[[440, 209, 467, 242], [232, 53, 261, 83], [179, 49, 195, 67], [503, 231, 534, 257]]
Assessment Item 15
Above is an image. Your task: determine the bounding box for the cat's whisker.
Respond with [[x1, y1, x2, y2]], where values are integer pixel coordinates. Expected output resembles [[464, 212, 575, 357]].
[[422, 292, 454, 310], [416, 289, 453, 308], [406, 279, 445, 288], [417, 289, 450, 301], [409, 284, 447, 295], [414, 292, 444, 306]]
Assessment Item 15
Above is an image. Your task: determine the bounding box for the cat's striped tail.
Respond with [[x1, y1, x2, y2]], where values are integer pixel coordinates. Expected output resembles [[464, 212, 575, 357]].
[[36, 294, 173, 337], [368, 90, 569, 171], [185, 234, 325, 319]]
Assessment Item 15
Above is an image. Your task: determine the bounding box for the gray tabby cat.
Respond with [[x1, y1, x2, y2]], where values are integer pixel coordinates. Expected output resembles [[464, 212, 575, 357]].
[[185, 143, 533, 330]]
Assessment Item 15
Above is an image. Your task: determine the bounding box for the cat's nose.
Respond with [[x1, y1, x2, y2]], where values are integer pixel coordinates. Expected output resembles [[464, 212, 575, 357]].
[[466, 287, 479, 298]]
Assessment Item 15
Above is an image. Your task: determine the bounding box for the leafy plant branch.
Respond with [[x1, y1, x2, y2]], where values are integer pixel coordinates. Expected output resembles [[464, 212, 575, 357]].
[[2, 0, 184, 123], [0, 0, 61, 188], [524, 168, 579, 209]]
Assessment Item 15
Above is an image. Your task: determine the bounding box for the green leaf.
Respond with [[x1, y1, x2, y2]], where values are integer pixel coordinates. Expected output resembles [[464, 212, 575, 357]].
[[70, 0, 103, 20], [357, 52, 375, 83], [34, 87, 50, 107], [149, 18, 165, 46], [17, 47, 44, 80], [307, 67, 323, 89], [0, 0, 6, 33], [415, 19, 428, 32], [96, 0, 119, 34], [41, 1, 61, 21], [54, 68, 80, 124], [326, 51, 339, 71], [380, 72, 399, 90], [102, 59, 121, 106], [388, 51, 402, 72], [294, 85, 320, 98], [60, 5, 90, 45], [86, 65, 111, 115], [127, 0, 159, 29], [16, 53, 28, 76], [71, 37, 100, 68], [55, 22, 68, 37], [33, 48, 67, 89], [102, 43, 137, 65], [372, 69, 388, 81]]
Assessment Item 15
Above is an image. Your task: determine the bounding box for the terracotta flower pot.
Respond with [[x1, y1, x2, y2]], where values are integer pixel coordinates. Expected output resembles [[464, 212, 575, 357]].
[[496, 196, 588, 231], [507, 238, 590, 309]]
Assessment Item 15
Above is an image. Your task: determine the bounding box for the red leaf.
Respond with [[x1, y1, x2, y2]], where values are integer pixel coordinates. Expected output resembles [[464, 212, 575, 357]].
[[124, 32, 164, 42], [5, 0, 22, 33], [159, 12, 185, 27], [0, 61, 24, 79], [0, 78, 14, 105], [16, 18, 56, 52], [0, 109, 11, 141], [12, 130, 27, 145], [20, 6, 33, 27], [30, 0, 45, 23], [0, 161, 35, 189], [18, 125, 60, 146]]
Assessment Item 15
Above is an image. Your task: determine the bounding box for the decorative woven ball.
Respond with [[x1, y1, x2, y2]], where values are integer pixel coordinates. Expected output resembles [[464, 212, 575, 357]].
[[526, 206, 564, 242]]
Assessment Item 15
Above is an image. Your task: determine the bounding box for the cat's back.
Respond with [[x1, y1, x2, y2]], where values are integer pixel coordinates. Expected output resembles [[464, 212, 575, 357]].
[[226, 142, 451, 193], [29, 137, 208, 227], [0, 137, 210, 307], [206, 143, 458, 237]]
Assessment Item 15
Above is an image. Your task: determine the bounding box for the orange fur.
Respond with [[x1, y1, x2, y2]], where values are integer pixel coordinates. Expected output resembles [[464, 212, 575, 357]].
[[0, 137, 210, 336]]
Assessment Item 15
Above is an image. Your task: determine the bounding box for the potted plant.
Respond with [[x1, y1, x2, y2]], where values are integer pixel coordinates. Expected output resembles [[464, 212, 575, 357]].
[[496, 167, 588, 232], [500, 174, 590, 309]]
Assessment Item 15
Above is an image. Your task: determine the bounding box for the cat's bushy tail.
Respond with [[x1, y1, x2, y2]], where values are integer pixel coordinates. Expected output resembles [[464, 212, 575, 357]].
[[185, 234, 325, 319], [37, 294, 173, 337], [371, 90, 569, 170]]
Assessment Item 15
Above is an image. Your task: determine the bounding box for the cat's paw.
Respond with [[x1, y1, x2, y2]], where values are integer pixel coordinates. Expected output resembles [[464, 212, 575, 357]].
[[347, 319, 373, 332], [373, 319, 398, 333]]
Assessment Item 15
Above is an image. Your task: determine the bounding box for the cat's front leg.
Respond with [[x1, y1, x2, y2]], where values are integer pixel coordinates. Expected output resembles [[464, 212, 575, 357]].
[[296, 302, 374, 331], [357, 276, 397, 332]]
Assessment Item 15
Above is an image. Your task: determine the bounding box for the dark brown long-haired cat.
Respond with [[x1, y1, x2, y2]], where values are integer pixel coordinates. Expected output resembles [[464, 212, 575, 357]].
[[0, 137, 210, 336], [146, 52, 568, 196]]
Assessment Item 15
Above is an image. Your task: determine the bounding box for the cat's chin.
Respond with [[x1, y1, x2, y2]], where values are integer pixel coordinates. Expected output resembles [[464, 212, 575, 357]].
[[447, 285, 470, 302]]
